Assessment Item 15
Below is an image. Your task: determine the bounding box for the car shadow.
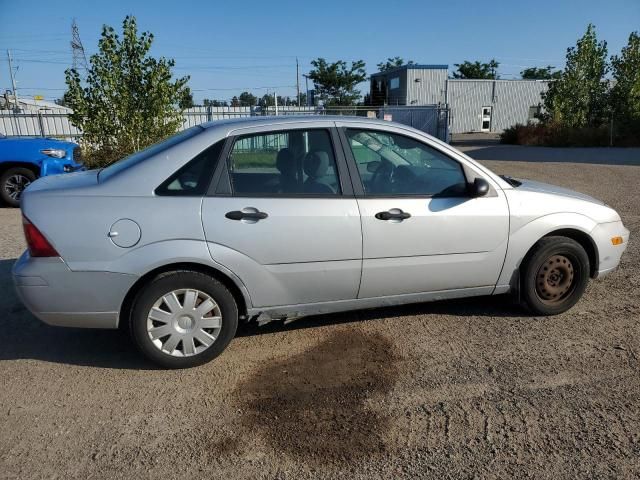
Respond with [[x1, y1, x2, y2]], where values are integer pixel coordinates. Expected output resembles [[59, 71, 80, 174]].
[[459, 144, 640, 166], [0, 258, 523, 369]]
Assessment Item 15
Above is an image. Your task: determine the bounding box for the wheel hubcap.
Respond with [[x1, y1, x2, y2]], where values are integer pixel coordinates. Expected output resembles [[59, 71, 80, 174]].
[[146, 289, 222, 357], [5, 174, 31, 200], [535, 254, 575, 305]]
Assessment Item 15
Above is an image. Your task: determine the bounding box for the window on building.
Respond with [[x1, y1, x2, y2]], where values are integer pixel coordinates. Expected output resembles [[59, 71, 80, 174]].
[[389, 77, 400, 90], [528, 105, 541, 121]]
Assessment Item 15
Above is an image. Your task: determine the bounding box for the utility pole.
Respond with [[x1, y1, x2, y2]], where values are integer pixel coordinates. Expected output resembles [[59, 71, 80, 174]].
[[7, 50, 18, 110], [274, 90, 278, 116], [71, 19, 89, 74], [296, 57, 300, 107], [303, 74, 310, 106]]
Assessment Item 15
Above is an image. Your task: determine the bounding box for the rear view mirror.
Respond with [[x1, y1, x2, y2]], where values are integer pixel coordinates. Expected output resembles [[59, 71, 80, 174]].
[[367, 161, 381, 173], [470, 177, 490, 197]]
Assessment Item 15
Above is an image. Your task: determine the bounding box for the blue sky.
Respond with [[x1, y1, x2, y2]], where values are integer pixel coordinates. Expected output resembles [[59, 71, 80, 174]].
[[0, 0, 638, 103]]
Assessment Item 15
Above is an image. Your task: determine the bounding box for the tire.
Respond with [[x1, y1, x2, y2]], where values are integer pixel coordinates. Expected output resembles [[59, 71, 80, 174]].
[[129, 270, 238, 368], [0, 167, 36, 207], [520, 236, 590, 315]]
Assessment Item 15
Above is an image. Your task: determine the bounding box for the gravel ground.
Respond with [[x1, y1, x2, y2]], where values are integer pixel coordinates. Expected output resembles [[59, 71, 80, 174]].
[[1, 151, 639, 479]]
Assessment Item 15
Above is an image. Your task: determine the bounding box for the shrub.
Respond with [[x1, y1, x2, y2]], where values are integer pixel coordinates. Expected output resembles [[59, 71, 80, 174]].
[[500, 122, 626, 147]]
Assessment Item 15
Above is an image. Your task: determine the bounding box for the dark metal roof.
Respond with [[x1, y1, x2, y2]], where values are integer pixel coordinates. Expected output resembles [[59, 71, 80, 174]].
[[370, 64, 449, 77]]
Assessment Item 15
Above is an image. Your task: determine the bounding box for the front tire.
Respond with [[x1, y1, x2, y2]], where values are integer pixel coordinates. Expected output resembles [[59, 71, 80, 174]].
[[130, 270, 238, 368], [0, 167, 36, 207], [520, 236, 590, 315]]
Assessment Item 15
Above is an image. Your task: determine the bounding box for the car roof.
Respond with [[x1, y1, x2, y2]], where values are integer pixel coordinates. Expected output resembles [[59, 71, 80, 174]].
[[200, 115, 394, 131]]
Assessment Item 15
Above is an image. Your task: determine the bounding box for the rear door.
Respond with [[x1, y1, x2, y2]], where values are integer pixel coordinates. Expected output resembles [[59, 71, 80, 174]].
[[337, 122, 509, 298], [201, 122, 362, 308]]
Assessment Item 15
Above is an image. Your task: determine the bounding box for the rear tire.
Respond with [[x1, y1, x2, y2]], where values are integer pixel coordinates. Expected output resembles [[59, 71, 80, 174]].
[[129, 270, 238, 368], [520, 236, 590, 315], [0, 167, 36, 207]]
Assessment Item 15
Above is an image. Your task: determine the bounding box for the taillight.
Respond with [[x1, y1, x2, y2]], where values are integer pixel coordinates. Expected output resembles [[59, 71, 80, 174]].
[[22, 216, 59, 257]]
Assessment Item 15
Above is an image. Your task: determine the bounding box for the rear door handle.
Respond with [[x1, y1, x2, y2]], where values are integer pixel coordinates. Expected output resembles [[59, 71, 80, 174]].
[[225, 210, 268, 221], [375, 210, 411, 221]]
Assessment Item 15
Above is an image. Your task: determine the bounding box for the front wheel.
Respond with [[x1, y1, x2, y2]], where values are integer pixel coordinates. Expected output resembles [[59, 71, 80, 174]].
[[130, 270, 238, 368], [520, 236, 590, 315], [0, 167, 36, 207]]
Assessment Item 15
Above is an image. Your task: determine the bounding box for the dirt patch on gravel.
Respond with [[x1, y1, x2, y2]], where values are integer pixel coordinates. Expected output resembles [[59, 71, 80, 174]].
[[234, 330, 399, 462]]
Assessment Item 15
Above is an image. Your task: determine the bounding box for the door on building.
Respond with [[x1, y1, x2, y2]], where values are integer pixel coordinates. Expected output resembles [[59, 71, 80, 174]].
[[481, 106, 492, 132]]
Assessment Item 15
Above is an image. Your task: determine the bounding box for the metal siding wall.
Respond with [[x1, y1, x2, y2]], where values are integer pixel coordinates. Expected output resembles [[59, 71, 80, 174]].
[[447, 81, 494, 133], [447, 80, 549, 133], [492, 81, 549, 132], [407, 69, 447, 105], [0, 106, 321, 140]]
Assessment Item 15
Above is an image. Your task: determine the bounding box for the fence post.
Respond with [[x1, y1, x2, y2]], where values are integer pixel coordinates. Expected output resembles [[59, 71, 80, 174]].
[[610, 116, 614, 147]]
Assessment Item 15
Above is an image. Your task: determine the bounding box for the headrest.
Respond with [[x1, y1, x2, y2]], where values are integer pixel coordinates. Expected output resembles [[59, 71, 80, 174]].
[[276, 148, 295, 175], [304, 151, 330, 179]]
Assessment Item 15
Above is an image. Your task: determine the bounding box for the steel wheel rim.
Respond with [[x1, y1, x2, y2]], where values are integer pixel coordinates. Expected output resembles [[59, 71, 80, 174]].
[[146, 288, 222, 357], [535, 254, 576, 305], [5, 174, 31, 200]]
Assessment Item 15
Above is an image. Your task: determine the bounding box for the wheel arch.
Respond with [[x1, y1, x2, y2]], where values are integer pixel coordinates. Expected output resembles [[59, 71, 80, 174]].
[[0, 161, 40, 177], [521, 228, 599, 279], [118, 261, 250, 331]]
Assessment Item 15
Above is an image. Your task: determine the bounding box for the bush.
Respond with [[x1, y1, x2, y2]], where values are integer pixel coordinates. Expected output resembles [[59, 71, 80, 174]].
[[500, 122, 630, 147]]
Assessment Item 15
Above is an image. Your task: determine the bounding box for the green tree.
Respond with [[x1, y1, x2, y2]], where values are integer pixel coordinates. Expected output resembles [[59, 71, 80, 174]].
[[610, 31, 640, 140], [377, 57, 415, 72], [179, 86, 195, 109], [452, 59, 499, 79], [520, 66, 562, 80], [542, 24, 609, 128], [203, 99, 228, 107], [307, 58, 367, 106], [64, 16, 190, 167], [238, 91, 257, 106]]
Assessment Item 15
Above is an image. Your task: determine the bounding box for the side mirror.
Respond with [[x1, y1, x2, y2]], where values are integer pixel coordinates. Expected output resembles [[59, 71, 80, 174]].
[[470, 177, 490, 197], [367, 160, 381, 173]]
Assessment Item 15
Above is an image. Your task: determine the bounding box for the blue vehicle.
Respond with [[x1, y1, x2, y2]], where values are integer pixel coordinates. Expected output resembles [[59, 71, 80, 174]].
[[0, 133, 83, 207]]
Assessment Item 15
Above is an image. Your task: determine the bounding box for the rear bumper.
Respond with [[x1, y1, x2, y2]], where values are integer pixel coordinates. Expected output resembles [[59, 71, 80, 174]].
[[591, 221, 630, 278], [12, 251, 137, 329]]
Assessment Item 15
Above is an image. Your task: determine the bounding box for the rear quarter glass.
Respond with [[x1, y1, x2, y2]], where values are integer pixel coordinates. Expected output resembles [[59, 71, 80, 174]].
[[98, 126, 204, 182]]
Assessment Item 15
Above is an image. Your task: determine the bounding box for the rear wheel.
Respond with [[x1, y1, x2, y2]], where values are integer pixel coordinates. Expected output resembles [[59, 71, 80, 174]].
[[520, 236, 590, 315], [0, 167, 36, 207], [130, 270, 238, 368]]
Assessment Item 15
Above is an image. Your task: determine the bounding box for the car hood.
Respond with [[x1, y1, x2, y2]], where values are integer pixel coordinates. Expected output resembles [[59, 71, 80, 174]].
[[514, 178, 604, 205]]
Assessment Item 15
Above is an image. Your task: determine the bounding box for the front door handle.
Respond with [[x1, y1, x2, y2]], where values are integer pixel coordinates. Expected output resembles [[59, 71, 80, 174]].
[[225, 210, 268, 221], [375, 209, 411, 221]]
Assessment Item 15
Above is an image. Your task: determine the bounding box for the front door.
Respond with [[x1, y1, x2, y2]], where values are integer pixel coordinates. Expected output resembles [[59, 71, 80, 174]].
[[201, 125, 362, 308], [339, 125, 509, 299], [481, 106, 492, 132]]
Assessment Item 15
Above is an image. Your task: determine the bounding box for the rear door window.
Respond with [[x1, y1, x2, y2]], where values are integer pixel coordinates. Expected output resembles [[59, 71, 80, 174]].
[[228, 129, 341, 196]]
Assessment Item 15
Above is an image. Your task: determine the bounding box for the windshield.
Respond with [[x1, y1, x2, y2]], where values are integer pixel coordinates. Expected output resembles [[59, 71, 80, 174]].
[[98, 126, 204, 182]]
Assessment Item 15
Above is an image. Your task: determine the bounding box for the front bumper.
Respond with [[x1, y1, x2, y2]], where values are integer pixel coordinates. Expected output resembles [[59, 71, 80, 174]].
[[12, 251, 137, 329], [591, 221, 630, 278]]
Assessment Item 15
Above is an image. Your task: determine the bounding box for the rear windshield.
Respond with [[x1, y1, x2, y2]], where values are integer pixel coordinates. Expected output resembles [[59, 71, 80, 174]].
[[98, 126, 204, 182]]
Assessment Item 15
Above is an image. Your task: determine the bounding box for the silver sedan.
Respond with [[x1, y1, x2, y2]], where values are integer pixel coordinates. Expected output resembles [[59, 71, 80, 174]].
[[13, 116, 630, 368]]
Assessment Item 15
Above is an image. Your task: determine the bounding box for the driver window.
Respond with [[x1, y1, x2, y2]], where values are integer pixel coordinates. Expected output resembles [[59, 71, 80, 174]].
[[345, 129, 468, 196]]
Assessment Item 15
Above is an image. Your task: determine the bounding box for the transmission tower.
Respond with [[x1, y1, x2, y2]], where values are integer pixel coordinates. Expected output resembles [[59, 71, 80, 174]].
[[71, 19, 88, 73]]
